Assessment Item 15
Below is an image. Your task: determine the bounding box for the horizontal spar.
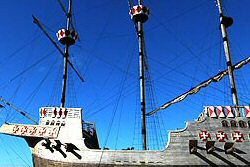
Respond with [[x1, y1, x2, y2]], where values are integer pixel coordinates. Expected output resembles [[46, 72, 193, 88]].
[[0, 97, 38, 124], [147, 56, 250, 116], [32, 15, 84, 82]]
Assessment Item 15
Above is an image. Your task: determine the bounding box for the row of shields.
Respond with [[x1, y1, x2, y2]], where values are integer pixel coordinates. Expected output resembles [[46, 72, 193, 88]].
[[12, 125, 59, 138], [199, 130, 244, 142]]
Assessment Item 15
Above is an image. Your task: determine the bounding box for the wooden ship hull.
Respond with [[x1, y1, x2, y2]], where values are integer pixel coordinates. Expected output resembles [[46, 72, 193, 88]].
[[1, 106, 250, 166]]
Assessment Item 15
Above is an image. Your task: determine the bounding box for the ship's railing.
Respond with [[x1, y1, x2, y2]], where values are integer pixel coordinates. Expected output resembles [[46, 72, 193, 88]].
[[82, 121, 96, 135], [205, 106, 250, 118], [40, 107, 68, 118], [39, 107, 82, 119]]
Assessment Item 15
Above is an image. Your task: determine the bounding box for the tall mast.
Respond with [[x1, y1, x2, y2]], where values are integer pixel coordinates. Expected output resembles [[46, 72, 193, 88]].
[[129, 0, 149, 150], [60, 0, 76, 108], [33, 0, 80, 108], [216, 0, 240, 116]]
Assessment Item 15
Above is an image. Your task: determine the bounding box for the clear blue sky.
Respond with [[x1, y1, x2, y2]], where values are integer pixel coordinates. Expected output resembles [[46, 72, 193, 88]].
[[0, 0, 250, 166]]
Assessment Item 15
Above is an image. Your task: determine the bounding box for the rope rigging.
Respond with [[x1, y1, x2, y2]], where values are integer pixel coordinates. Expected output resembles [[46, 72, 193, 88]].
[[32, 15, 84, 83], [23, 53, 59, 110], [144, 43, 166, 149], [147, 56, 250, 116], [128, 0, 167, 150], [2, 50, 56, 87], [0, 34, 42, 71], [98, 39, 133, 164], [48, 60, 63, 106], [0, 97, 38, 124], [0, 136, 31, 167], [57, 0, 78, 36]]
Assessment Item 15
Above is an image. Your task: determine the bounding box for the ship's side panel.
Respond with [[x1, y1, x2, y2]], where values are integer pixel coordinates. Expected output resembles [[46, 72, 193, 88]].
[[33, 154, 162, 167], [31, 116, 250, 166], [164, 117, 250, 166]]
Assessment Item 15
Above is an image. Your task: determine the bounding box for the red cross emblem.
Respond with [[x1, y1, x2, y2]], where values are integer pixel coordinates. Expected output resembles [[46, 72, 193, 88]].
[[40, 108, 47, 117], [48, 127, 58, 137], [12, 125, 20, 134], [216, 131, 228, 142], [199, 130, 211, 141], [39, 127, 47, 136], [130, 8, 136, 15], [43, 109, 47, 116], [232, 131, 244, 142], [53, 108, 57, 117], [137, 6, 142, 12], [20, 126, 28, 135], [59, 108, 63, 117], [29, 127, 37, 136], [60, 30, 65, 37]]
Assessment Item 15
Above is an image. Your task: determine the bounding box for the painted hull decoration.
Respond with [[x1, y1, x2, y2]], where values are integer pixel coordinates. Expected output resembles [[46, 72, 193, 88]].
[[1, 106, 250, 166], [199, 131, 211, 142], [10, 125, 59, 138], [216, 131, 228, 142]]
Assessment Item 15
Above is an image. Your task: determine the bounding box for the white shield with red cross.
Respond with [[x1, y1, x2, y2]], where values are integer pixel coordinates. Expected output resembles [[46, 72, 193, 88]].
[[199, 130, 211, 142], [216, 131, 228, 142], [232, 131, 244, 142]]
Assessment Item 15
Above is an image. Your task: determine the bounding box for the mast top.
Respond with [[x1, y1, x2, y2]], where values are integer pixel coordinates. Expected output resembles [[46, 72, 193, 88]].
[[56, 29, 78, 46], [216, 0, 234, 28], [129, 0, 149, 23], [57, 0, 78, 46], [129, 5, 149, 23]]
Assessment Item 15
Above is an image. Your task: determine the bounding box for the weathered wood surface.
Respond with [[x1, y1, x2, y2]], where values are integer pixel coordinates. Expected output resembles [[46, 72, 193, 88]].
[[32, 117, 250, 166]]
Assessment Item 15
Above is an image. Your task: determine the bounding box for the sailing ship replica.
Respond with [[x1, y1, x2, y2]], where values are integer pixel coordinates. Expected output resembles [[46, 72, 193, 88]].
[[1, 0, 250, 166]]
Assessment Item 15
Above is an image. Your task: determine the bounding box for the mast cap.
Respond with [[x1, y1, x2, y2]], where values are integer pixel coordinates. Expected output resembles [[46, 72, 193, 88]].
[[130, 5, 149, 23], [56, 28, 78, 45], [221, 16, 233, 28]]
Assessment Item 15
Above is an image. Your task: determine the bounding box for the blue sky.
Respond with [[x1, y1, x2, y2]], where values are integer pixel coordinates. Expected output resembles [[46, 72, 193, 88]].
[[1, 0, 250, 166]]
